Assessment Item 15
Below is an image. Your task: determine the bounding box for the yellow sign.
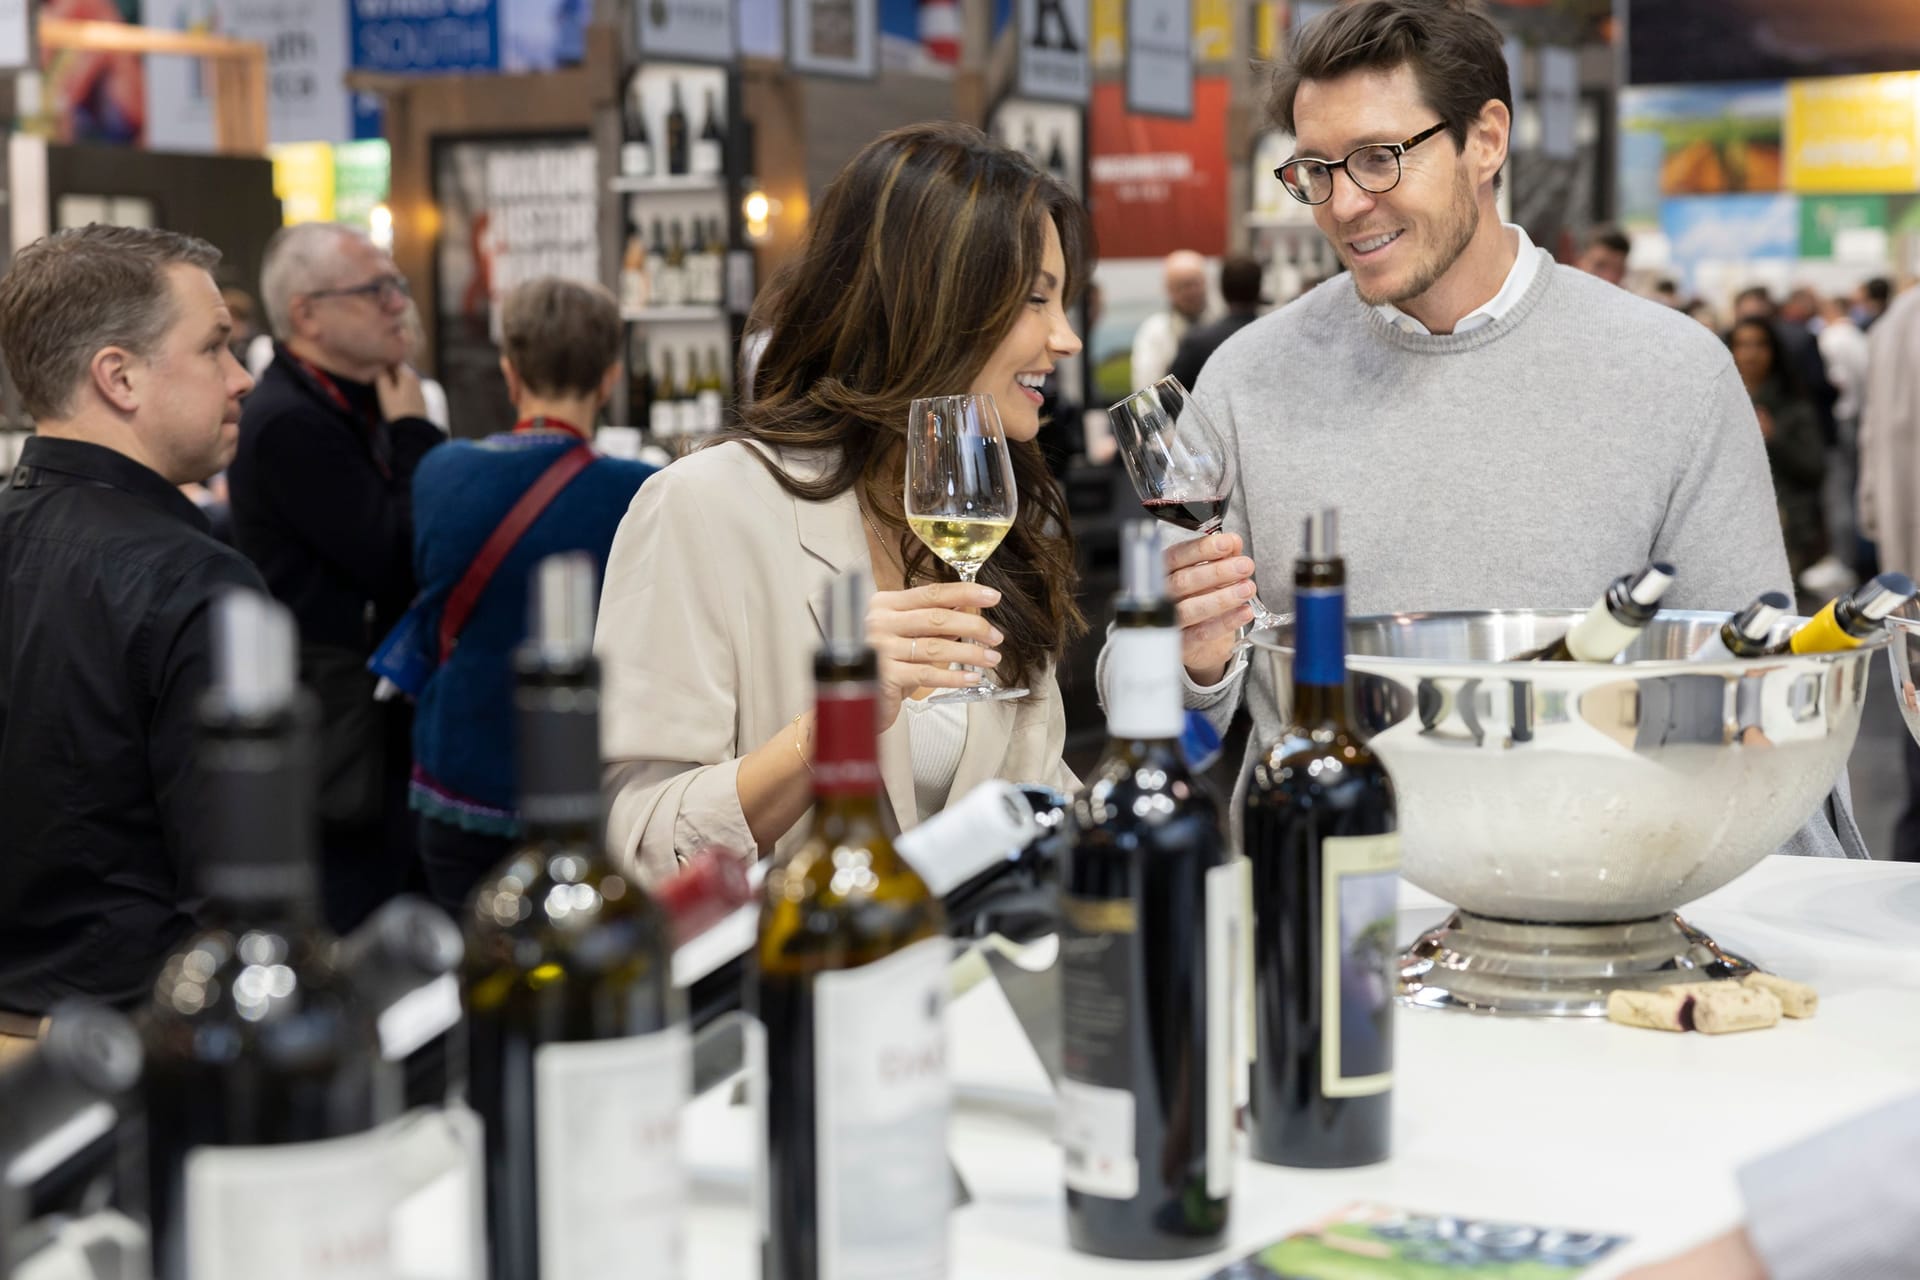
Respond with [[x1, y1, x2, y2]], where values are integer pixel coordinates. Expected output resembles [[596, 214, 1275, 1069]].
[[270, 142, 336, 226], [1786, 72, 1920, 194], [1193, 0, 1231, 63], [1092, 0, 1123, 71]]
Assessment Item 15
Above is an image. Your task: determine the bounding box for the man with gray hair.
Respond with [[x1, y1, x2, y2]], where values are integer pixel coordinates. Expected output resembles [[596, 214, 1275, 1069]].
[[1131, 249, 1212, 388], [227, 222, 442, 931], [0, 225, 264, 1044]]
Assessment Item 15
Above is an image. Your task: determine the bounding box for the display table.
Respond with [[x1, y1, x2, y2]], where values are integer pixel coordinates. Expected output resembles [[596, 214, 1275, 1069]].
[[681, 854, 1920, 1277]]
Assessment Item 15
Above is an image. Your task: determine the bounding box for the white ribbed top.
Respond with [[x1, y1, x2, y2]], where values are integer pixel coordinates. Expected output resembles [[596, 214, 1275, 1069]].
[[903, 697, 969, 822]]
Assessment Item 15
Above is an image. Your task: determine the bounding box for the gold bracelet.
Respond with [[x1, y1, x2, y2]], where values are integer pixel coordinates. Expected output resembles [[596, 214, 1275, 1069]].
[[791, 712, 813, 775]]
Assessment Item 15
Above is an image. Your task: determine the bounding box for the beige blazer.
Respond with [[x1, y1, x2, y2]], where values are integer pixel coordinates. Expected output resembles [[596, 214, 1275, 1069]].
[[1860, 285, 1920, 579], [595, 440, 1075, 882]]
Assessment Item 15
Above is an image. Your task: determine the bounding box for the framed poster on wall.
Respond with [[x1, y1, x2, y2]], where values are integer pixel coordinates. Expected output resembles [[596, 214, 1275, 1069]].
[[433, 134, 599, 438], [788, 0, 876, 78]]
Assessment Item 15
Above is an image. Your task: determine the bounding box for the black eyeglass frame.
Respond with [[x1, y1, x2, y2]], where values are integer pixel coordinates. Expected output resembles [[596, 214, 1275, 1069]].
[[1274, 122, 1450, 206], [304, 275, 412, 305]]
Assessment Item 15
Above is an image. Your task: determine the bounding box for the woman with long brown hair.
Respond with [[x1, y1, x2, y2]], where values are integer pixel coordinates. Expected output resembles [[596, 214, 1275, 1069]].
[[595, 121, 1089, 878]]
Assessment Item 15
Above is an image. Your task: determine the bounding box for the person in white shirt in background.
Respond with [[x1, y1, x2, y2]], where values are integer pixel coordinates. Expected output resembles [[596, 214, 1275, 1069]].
[[1130, 250, 1211, 387]]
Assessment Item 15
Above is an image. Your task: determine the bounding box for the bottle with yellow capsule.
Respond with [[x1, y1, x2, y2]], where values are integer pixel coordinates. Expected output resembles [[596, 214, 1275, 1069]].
[[1775, 572, 1915, 655]]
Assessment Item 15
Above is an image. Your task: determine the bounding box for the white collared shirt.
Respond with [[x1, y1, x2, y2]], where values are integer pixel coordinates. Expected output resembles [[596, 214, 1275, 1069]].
[[1377, 223, 1539, 337]]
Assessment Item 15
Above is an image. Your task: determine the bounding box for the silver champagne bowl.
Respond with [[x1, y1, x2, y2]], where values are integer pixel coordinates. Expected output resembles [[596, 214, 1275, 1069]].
[[1248, 609, 1886, 1015]]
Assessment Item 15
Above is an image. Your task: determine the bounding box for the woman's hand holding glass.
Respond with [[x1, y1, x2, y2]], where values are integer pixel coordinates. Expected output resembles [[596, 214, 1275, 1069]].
[[904, 393, 1028, 703], [865, 582, 1006, 731]]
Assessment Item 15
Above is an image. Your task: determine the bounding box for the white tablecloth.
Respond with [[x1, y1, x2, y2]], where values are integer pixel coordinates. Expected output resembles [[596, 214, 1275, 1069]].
[[682, 854, 1920, 1278]]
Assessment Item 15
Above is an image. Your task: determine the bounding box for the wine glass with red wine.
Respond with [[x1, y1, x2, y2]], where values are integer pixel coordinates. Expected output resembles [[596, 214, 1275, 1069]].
[[1108, 375, 1283, 638]]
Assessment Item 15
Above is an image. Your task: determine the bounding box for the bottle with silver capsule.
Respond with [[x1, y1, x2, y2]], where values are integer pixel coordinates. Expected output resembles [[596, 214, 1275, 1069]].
[[1689, 591, 1792, 662], [1512, 562, 1676, 663]]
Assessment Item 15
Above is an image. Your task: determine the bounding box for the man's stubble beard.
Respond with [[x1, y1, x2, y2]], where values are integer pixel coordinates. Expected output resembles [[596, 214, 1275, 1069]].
[[1345, 169, 1481, 309]]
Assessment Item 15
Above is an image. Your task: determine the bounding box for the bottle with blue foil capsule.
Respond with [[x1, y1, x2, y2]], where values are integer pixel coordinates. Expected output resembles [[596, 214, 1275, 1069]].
[[1244, 508, 1398, 1169], [1060, 520, 1235, 1259]]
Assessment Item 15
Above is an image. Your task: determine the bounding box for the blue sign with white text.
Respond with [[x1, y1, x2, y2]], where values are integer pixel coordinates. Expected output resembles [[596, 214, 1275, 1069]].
[[350, 0, 502, 135]]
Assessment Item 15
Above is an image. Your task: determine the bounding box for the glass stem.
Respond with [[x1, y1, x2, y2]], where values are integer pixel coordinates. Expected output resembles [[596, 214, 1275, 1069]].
[[953, 565, 993, 684]]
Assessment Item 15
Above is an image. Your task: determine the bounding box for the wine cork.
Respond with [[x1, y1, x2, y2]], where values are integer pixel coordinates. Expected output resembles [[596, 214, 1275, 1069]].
[[1690, 985, 1782, 1035], [1741, 971, 1818, 1018], [1605, 988, 1692, 1032]]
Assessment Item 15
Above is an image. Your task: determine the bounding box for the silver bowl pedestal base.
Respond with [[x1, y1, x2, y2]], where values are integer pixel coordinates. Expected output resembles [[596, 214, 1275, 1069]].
[[1400, 911, 1758, 1017]]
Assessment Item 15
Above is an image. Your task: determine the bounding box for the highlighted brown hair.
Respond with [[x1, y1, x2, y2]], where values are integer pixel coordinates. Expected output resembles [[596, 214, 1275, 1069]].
[[725, 121, 1092, 688]]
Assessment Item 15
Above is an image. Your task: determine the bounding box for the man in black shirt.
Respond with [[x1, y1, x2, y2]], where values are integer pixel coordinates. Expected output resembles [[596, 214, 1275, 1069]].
[[1168, 255, 1268, 393], [227, 223, 442, 932], [0, 226, 263, 1038]]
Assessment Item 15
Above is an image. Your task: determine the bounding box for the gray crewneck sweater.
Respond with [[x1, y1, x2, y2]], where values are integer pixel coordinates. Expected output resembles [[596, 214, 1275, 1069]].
[[1098, 252, 1863, 857]]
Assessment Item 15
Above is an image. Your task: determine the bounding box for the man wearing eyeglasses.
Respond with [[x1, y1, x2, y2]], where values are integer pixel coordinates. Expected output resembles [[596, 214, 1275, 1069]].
[[227, 222, 445, 931], [1106, 0, 1862, 859]]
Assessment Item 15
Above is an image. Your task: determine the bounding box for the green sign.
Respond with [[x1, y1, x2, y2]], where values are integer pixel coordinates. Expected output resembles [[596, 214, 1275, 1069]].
[[1799, 194, 1886, 259], [332, 140, 392, 233]]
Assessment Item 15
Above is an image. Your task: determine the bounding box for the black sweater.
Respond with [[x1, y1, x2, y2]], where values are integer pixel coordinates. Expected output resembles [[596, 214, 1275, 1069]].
[[228, 352, 443, 653]]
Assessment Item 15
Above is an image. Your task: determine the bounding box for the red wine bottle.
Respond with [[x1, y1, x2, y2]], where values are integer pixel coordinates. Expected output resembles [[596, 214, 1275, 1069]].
[[1061, 521, 1235, 1259], [1244, 508, 1398, 1169]]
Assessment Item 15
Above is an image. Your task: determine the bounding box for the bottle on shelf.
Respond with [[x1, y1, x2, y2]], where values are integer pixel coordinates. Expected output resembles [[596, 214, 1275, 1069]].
[[646, 218, 669, 308], [620, 224, 650, 313], [1778, 572, 1916, 655], [709, 216, 730, 305], [1021, 118, 1040, 159], [1689, 590, 1792, 662], [659, 220, 688, 308], [1511, 561, 1676, 662], [665, 78, 690, 177], [627, 328, 655, 430], [693, 86, 726, 177], [751, 570, 950, 1280], [688, 220, 717, 307], [652, 348, 679, 439], [621, 72, 654, 178], [696, 347, 725, 433], [142, 590, 401, 1280], [1045, 132, 1069, 185], [1060, 521, 1234, 1260], [1244, 508, 1398, 1170], [463, 553, 686, 1280], [670, 348, 698, 437]]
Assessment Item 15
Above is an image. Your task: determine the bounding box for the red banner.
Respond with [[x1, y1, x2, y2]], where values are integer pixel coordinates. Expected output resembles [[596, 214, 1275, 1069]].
[[1088, 77, 1229, 259]]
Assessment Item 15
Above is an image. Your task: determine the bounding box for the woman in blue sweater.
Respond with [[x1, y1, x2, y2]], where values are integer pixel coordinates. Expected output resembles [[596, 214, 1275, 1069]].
[[408, 277, 655, 910]]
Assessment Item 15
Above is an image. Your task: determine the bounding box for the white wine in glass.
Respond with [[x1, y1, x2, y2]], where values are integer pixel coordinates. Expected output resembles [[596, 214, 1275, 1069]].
[[905, 393, 1027, 703]]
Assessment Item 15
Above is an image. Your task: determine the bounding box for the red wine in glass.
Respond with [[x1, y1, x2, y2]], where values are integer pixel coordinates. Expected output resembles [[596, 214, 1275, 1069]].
[[1141, 495, 1230, 534], [1109, 376, 1283, 640]]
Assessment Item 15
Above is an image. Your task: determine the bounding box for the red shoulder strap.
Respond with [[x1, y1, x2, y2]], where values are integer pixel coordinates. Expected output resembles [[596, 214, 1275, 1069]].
[[438, 444, 596, 664]]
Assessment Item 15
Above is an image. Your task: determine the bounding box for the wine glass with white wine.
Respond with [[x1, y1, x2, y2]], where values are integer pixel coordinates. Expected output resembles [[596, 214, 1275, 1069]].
[[905, 393, 1027, 703]]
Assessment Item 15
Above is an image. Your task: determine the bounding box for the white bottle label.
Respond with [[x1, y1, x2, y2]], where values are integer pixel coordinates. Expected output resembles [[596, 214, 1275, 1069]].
[[1204, 859, 1239, 1198], [691, 140, 723, 177], [656, 266, 685, 307], [185, 1124, 403, 1279], [1057, 1078, 1137, 1199], [650, 397, 674, 437], [698, 388, 723, 433], [815, 934, 950, 1280], [534, 1026, 688, 1280], [1320, 832, 1399, 1099], [1106, 628, 1184, 739], [674, 397, 700, 437], [895, 779, 1041, 897], [621, 142, 654, 177]]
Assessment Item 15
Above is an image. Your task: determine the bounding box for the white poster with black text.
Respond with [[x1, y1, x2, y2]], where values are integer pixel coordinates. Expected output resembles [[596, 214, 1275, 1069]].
[[634, 0, 735, 64], [145, 0, 352, 151], [1124, 0, 1190, 119], [1018, 0, 1089, 105]]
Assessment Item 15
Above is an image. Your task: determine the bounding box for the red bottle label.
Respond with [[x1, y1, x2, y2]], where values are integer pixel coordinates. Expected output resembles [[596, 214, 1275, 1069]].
[[813, 683, 882, 797]]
